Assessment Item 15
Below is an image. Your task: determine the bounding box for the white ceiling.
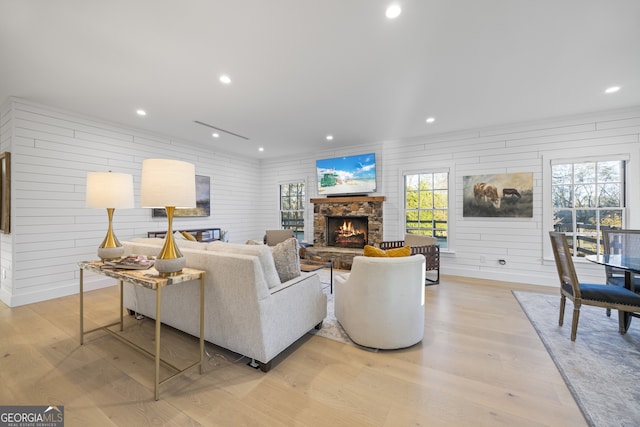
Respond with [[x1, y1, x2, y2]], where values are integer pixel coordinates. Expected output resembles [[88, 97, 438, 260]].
[[1, 1, 639, 159]]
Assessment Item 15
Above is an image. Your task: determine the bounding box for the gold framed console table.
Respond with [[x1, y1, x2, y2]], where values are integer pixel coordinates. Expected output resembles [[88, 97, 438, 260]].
[[79, 261, 206, 400]]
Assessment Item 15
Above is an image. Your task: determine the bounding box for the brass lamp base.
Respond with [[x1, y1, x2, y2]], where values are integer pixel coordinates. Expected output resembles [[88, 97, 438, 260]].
[[156, 206, 184, 277], [98, 208, 124, 261], [98, 246, 124, 261], [155, 257, 186, 277]]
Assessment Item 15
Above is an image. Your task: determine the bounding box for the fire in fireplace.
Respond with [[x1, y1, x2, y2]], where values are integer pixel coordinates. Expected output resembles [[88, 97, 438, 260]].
[[326, 216, 368, 248]]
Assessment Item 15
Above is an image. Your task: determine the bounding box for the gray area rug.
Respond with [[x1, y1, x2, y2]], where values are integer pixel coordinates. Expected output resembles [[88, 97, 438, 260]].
[[513, 291, 640, 427]]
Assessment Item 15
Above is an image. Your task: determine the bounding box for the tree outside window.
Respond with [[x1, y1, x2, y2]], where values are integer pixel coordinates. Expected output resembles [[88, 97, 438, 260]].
[[280, 182, 305, 240], [552, 160, 625, 257], [405, 172, 448, 249]]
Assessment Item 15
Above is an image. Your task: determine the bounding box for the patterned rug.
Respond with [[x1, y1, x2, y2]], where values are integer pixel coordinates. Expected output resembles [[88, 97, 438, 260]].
[[307, 283, 352, 344], [513, 291, 640, 427]]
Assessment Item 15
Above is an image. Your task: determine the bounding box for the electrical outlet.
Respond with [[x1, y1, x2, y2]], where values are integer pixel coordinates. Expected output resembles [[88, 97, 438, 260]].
[[480, 256, 486, 263]]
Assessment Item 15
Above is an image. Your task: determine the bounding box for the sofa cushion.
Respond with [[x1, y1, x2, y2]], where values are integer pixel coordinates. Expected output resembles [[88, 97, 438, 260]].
[[271, 237, 301, 282], [364, 244, 411, 257], [207, 241, 281, 289]]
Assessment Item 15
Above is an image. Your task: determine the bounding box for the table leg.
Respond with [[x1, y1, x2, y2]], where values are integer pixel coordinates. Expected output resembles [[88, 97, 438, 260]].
[[330, 262, 333, 294], [619, 270, 633, 334], [80, 268, 84, 345], [119, 280, 124, 332], [155, 285, 162, 401], [199, 273, 205, 374]]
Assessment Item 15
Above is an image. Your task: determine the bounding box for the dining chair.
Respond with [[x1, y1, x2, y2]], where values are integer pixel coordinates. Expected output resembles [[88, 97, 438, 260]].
[[601, 229, 640, 317], [264, 229, 294, 246], [602, 229, 640, 288], [548, 231, 640, 341]]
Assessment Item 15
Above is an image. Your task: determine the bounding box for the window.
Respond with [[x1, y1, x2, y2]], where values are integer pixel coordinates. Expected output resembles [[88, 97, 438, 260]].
[[552, 160, 626, 257], [280, 182, 305, 240], [404, 172, 448, 249]]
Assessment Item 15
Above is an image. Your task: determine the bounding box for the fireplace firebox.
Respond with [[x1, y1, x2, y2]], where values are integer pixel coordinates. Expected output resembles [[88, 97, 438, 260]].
[[326, 216, 368, 248]]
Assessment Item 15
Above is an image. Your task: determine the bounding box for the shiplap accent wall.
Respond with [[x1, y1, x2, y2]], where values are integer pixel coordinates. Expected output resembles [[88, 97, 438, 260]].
[[2, 98, 639, 306], [261, 107, 640, 287], [0, 100, 13, 303], [257, 143, 384, 245], [2, 99, 261, 307]]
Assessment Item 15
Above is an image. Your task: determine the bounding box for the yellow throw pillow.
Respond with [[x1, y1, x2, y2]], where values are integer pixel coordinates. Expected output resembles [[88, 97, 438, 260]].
[[363, 245, 411, 257], [364, 245, 387, 257], [181, 231, 197, 241], [386, 246, 411, 257]]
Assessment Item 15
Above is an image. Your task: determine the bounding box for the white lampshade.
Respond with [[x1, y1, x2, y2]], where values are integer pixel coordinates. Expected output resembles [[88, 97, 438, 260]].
[[86, 172, 134, 209], [140, 159, 196, 208]]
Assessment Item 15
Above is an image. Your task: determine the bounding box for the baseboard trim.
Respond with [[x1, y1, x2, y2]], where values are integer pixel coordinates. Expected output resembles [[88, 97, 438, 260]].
[[1, 276, 114, 307]]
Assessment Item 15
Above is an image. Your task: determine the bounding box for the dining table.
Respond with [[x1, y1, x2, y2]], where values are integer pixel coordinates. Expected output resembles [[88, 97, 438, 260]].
[[586, 253, 640, 332]]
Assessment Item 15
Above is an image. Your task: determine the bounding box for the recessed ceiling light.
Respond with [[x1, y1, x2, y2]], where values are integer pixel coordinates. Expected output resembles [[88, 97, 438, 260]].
[[326, 135, 334, 141], [136, 109, 147, 116], [212, 133, 219, 138], [386, 4, 401, 19], [219, 74, 232, 84], [426, 117, 435, 123], [258, 147, 264, 152], [605, 86, 621, 94]]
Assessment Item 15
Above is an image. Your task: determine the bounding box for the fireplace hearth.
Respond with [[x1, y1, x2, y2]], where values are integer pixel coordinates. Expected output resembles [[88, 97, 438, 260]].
[[308, 196, 385, 269], [327, 216, 368, 248]]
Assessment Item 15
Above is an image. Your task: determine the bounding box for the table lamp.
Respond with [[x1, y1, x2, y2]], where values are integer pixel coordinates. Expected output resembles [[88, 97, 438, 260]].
[[86, 171, 135, 261], [140, 158, 196, 276]]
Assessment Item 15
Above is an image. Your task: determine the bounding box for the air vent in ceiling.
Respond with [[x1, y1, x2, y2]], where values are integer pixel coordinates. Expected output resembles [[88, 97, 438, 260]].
[[194, 120, 249, 140]]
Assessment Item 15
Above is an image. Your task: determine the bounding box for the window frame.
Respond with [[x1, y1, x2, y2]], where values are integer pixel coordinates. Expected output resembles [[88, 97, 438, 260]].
[[279, 181, 306, 240], [402, 168, 451, 250], [542, 144, 639, 262], [551, 158, 626, 257]]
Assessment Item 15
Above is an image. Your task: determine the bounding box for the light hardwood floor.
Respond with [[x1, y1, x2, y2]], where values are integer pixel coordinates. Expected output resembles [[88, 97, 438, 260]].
[[0, 274, 587, 426]]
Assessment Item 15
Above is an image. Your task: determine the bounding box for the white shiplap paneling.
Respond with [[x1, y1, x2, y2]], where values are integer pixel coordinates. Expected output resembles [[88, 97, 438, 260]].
[[3, 98, 640, 305], [2, 99, 260, 306], [261, 107, 640, 287]]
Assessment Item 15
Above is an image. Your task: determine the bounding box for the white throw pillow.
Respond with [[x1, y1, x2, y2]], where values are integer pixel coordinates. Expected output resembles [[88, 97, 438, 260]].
[[206, 241, 281, 288], [271, 237, 301, 282]]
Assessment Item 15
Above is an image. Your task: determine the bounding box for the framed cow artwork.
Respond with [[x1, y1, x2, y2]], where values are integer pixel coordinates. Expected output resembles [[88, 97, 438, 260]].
[[463, 172, 533, 218]]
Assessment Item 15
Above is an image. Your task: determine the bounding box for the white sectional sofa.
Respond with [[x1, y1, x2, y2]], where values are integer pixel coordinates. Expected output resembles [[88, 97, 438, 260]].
[[122, 238, 327, 372]]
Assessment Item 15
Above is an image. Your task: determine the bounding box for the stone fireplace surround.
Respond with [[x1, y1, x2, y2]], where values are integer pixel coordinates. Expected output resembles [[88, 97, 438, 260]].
[[305, 196, 384, 269]]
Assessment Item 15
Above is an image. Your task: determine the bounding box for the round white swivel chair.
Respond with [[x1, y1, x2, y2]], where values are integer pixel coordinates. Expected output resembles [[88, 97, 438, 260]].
[[335, 254, 426, 349]]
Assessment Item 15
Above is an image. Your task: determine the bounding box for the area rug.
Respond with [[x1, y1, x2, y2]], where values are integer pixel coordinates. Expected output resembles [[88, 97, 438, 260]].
[[307, 287, 352, 344], [513, 291, 640, 427]]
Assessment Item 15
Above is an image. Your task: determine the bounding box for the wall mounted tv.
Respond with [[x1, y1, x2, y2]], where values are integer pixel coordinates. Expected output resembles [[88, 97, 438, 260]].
[[316, 153, 377, 196]]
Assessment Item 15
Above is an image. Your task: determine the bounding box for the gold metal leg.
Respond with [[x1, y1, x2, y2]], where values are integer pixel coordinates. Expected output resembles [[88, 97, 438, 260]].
[[119, 280, 124, 331], [200, 273, 205, 374], [80, 268, 84, 345], [155, 285, 162, 401]]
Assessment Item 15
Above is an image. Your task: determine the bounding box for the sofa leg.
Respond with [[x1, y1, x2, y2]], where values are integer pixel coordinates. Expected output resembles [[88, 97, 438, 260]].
[[315, 320, 323, 330], [248, 359, 272, 372], [127, 309, 145, 320], [258, 361, 272, 373]]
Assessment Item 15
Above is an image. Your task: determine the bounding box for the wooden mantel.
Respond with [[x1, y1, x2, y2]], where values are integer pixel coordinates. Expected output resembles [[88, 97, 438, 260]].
[[310, 196, 385, 204]]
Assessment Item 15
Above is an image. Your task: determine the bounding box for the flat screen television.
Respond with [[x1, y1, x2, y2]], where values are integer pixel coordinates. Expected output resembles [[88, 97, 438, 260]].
[[316, 153, 377, 196]]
